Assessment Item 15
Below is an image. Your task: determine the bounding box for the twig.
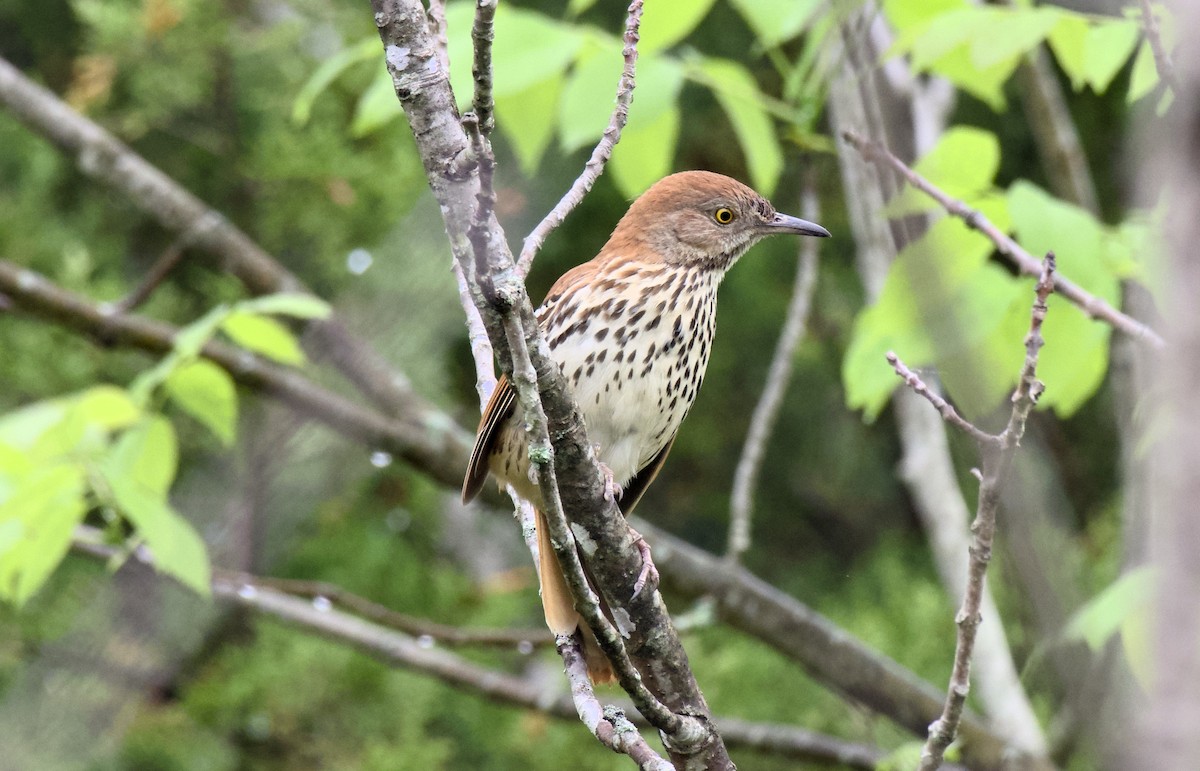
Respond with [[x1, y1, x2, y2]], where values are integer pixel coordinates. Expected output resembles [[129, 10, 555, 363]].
[[842, 129, 1165, 350], [516, 0, 643, 277], [884, 355, 994, 445], [113, 234, 191, 313], [557, 636, 674, 771], [0, 55, 428, 418], [726, 175, 821, 565], [470, 0, 497, 134], [222, 572, 552, 648], [904, 254, 1056, 771], [1138, 0, 1178, 94]]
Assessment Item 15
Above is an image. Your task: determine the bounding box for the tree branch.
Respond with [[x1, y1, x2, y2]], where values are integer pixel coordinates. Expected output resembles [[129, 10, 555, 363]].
[[726, 174, 821, 564], [516, 0, 643, 277], [370, 1, 730, 765], [894, 254, 1055, 771], [0, 55, 428, 419], [68, 528, 903, 770], [1138, 0, 1178, 94], [842, 129, 1165, 350]]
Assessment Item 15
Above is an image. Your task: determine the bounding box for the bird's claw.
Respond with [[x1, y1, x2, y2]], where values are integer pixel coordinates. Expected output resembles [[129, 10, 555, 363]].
[[628, 526, 659, 600], [596, 458, 623, 504]]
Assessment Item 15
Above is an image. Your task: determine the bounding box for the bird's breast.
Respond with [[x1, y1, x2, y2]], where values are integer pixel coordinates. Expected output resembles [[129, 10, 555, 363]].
[[544, 264, 721, 484]]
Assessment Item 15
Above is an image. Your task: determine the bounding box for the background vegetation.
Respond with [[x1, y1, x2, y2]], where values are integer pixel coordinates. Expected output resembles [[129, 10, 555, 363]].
[[0, 0, 1178, 768]]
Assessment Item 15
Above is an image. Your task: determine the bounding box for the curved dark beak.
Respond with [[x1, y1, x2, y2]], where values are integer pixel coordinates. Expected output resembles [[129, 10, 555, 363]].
[[763, 212, 830, 238]]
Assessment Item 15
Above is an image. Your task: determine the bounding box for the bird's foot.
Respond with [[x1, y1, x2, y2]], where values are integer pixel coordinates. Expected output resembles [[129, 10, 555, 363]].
[[628, 526, 659, 600], [593, 452, 623, 504]]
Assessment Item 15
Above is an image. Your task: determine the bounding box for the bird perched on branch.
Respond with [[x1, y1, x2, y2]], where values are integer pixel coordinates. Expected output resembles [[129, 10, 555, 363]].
[[462, 170, 830, 682]]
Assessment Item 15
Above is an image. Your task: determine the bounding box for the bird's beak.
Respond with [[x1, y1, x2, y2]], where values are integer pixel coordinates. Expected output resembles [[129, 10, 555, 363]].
[[763, 212, 831, 238]]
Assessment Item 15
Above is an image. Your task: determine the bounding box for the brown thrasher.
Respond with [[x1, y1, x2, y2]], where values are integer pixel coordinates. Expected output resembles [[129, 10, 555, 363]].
[[462, 170, 829, 681]]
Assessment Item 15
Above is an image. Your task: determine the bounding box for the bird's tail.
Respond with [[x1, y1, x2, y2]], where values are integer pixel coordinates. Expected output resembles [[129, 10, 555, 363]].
[[534, 507, 615, 684]]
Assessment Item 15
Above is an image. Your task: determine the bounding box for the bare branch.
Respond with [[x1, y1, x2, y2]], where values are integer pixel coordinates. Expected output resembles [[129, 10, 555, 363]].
[[0, 55, 427, 418], [842, 129, 1165, 350], [1138, 0, 1179, 94], [113, 234, 190, 313], [470, 0, 498, 134], [222, 573, 551, 649], [726, 175, 821, 565], [884, 353, 994, 445], [916, 254, 1056, 771], [0, 260, 475, 492], [516, 0, 644, 277]]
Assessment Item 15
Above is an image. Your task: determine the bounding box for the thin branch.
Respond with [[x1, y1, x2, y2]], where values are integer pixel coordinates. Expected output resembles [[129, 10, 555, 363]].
[[0, 55, 423, 419], [884, 354, 994, 445], [223, 573, 552, 648], [842, 129, 1166, 350], [113, 234, 190, 313], [726, 175, 821, 565], [0, 260, 475, 493], [909, 254, 1056, 771], [516, 0, 643, 277], [470, 0, 497, 134], [1138, 0, 1178, 94], [68, 529, 898, 769]]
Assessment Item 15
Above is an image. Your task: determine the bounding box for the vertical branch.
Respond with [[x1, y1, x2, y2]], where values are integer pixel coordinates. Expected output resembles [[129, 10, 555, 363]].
[[906, 254, 1056, 771], [1138, 0, 1178, 94], [726, 174, 821, 564], [516, 0, 644, 277]]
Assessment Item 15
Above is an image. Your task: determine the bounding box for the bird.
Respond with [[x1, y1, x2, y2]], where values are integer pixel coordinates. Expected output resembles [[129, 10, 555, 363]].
[[462, 170, 830, 682]]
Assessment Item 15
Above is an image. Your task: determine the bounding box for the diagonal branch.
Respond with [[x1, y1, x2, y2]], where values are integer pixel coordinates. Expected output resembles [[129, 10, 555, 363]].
[[1137, 0, 1178, 94], [842, 129, 1164, 350], [516, 0, 643, 277], [0, 55, 423, 418]]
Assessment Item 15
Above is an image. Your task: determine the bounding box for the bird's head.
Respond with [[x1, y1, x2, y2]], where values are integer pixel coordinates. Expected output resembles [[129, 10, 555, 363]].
[[605, 170, 830, 271]]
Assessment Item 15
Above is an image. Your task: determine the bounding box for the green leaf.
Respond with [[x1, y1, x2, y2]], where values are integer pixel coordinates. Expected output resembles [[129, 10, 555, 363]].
[[165, 361, 238, 446], [351, 66, 404, 138], [237, 292, 332, 320], [559, 47, 683, 153], [445, 4, 584, 103], [0, 400, 67, 452], [967, 7, 1059, 70], [727, 0, 819, 47], [882, 0, 968, 32], [1063, 567, 1155, 651], [105, 416, 178, 497], [1082, 19, 1140, 93], [292, 37, 379, 125], [496, 75, 564, 174], [104, 472, 211, 597], [638, 0, 717, 53], [0, 463, 87, 604], [221, 312, 305, 366], [1127, 42, 1160, 103], [74, 386, 141, 431], [610, 106, 680, 199], [698, 58, 783, 195], [887, 126, 1000, 216], [1047, 14, 1089, 90], [174, 303, 232, 359]]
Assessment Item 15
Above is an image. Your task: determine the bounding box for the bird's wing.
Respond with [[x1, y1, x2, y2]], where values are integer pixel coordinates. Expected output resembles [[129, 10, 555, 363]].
[[619, 434, 677, 516], [461, 374, 517, 503]]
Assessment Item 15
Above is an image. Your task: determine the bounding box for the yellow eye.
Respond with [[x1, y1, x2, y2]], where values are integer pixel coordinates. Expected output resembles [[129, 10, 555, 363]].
[[714, 207, 735, 224]]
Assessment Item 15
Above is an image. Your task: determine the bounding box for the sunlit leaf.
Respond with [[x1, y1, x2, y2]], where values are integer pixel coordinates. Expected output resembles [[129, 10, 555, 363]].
[[292, 37, 379, 125], [237, 293, 332, 320], [104, 472, 211, 596], [610, 106, 680, 199], [967, 7, 1059, 70], [638, 0, 716, 53], [165, 361, 238, 446], [0, 463, 87, 604], [887, 126, 1000, 216], [559, 47, 682, 153], [727, 0, 819, 48], [105, 416, 178, 497], [496, 75, 564, 174], [699, 58, 783, 195], [1064, 567, 1155, 651], [1127, 42, 1159, 103], [221, 312, 305, 366], [1082, 20, 1140, 93], [1047, 14, 1090, 91]]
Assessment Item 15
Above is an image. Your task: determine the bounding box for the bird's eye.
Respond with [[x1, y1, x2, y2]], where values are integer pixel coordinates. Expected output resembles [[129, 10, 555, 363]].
[[714, 207, 735, 225]]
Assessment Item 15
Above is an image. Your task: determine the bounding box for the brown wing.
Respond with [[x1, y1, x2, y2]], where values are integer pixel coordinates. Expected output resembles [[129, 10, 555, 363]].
[[461, 375, 517, 503], [619, 435, 676, 516]]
